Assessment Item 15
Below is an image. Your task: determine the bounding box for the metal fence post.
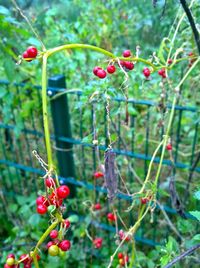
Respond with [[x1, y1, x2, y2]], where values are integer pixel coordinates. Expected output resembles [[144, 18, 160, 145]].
[[48, 75, 76, 197]]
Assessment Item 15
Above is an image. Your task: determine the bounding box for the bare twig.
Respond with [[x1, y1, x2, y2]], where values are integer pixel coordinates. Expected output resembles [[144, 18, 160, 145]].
[[180, 0, 200, 55], [163, 243, 200, 268]]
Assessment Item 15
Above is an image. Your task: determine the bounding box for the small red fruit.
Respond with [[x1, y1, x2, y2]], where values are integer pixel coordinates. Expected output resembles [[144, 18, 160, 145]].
[[6, 254, 15, 259], [59, 240, 71, 251], [143, 67, 151, 78], [107, 65, 116, 74], [158, 68, 166, 78], [123, 50, 131, 57], [57, 185, 70, 199], [188, 52, 193, 56], [50, 230, 58, 239], [4, 265, 14, 268], [168, 59, 173, 64], [124, 61, 134, 70], [107, 212, 116, 222], [26, 46, 38, 58], [97, 69, 107, 79], [141, 198, 148, 205], [24, 264, 32, 268], [166, 144, 172, 151], [45, 177, 55, 188], [22, 51, 32, 62], [37, 204, 47, 214], [93, 237, 103, 249], [19, 254, 29, 264], [94, 171, 104, 178], [63, 219, 71, 228], [93, 203, 102, 210], [46, 241, 55, 249], [36, 196, 48, 206], [118, 252, 124, 259], [93, 66, 102, 76]]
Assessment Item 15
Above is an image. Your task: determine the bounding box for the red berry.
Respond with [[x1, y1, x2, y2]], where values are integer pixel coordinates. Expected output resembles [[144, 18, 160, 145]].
[[118, 252, 124, 259], [107, 65, 116, 74], [37, 204, 47, 214], [26, 46, 38, 58], [45, 177, 55, 188], [166, 144, 172, 151], [107, 212, 116, 222], [57, 185, 70, 199], [158, 68, 166, 78], [48, 192, 63, 207], [36, 196, 48, 206], [188, 52, 193, 56], [141, 198, 148, 205], [143, 67, 151, 78], [123, 50, 131, 57], [97, 69, 107, 79], [22, 51, 32, 62], [46, 241, 55, 249], [6, 254, 15, 259], [93, 203, 102, 210], [94, 171, 104, 178], [4, 265, 14, 268], [19, 254, 29, 264], [124, 61, 134, 70], [50, 230, 58, 239], [59, 240, 71, 251], [63, 219, 71, 228], [93, 237, 103, 249], [93, 66, 102, 76], [168, 59, 173, 64], [24, 264, 32, 268]]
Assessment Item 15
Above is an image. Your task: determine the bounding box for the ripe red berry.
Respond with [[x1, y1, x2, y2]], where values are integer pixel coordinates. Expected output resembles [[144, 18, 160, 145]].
[[97, 69, 107, 79], [168, 59, 173, 64], [63, 219, 71, 228], [45, 177, 55, 188], [46, 241, 55, 249], [107, 212, 116, 222], [24, 263, 32, 268], [188, 52, 193, 56], [107, 65, 116, 74], [19, 254, 29, 264], [124, 61, 134, 70], [48, 192, 63, 207], [50, 230, 58, 239], [93, 66, 102, 76], [123, 50, 131, 57], [93, 237, 103, 249], [36, 196, 48, 206], [4, 264, 14, 268], [143, 67, 151, 78], [59, 240, 71, 251], [57, 185, 70, 199], [141, 198, 148, 205], [166, 144, 172, 151], [6, 254, 15, 259], [22, 51, 32, 62], [94, 171, 104, 178], [93, 203, 102, 210], [118, 252, 124, 259], [158, 68, 166, 78], [37, 204, 47, 214], [26, 46, 38, 58]]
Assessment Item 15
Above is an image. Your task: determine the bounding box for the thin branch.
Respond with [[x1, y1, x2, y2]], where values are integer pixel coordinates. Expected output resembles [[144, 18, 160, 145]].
[[180, 0, 200, 55], [163, 243, 200, 268]]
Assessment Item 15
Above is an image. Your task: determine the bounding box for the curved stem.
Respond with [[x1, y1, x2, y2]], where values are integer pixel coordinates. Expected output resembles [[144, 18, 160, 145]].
[[46, 44, 156, 69]]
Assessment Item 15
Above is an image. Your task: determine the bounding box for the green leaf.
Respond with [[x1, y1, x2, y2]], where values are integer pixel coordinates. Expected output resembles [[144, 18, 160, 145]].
[[128, 106, 138, 116], [0, 87, 7, 98], [67, 214, 79, 223], [189, 211, 200, 221], [0, 5, 10, 15]]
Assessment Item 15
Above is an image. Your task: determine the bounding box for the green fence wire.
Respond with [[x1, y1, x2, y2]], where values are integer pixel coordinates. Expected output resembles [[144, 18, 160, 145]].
[[0, 75, 199, 249]]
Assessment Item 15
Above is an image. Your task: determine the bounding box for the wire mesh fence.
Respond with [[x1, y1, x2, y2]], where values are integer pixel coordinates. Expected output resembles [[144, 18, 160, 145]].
[[0, 75, 199, 248]]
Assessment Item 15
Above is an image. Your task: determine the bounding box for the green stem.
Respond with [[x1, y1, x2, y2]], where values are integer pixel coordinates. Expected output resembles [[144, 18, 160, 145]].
[[46, 43, 156, 69], [42, 55, 53, 169]]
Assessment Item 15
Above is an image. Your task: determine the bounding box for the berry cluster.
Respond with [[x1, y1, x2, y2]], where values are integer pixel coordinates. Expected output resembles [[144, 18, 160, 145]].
[[158, 68, 167, 78], [118, 253, 129, 267], [107, 212, 117, 223], [36, 178, 70, 215], [47, 219, 71, 257], [93, 237, 103, 249], [22, 46, 38, 62], [93, 49, 134, 79], [118, 229, 131, 242], [4, 253, 40, 268]]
